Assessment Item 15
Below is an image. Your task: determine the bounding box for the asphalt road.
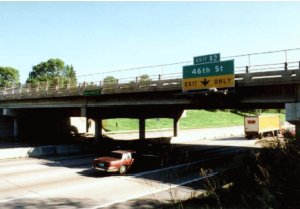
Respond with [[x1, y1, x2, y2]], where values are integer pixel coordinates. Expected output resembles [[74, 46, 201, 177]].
[[0, 129, 260, 209], [0, 155, 209, 209]]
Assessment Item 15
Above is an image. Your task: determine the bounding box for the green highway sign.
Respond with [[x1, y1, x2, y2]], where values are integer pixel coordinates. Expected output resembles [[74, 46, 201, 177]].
[[183, 60, 234, 79], [83, 89, 102, 96], [182, 59, 235, 91], [194, 53, 220, 64]]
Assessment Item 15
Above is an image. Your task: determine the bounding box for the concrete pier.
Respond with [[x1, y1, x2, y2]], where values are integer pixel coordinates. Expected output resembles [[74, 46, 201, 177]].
[[285, 103, 300, 140]]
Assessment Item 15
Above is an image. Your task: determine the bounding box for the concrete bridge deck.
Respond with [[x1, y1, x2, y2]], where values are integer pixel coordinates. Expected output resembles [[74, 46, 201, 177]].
[[0, 67, 300, 101], [0, 53, 300, 141]]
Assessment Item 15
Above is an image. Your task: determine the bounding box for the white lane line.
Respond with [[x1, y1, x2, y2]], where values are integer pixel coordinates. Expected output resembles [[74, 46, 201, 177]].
[[87, 172, 218, 209]]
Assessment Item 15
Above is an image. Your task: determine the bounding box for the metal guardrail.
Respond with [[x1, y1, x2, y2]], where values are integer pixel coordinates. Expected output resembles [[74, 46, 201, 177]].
[[0, 48, 300, 100]]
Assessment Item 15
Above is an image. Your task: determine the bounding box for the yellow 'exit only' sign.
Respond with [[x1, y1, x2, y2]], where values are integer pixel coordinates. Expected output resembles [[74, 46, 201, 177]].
[[182, 58, 235, 92], [182, 74, 235, 91]]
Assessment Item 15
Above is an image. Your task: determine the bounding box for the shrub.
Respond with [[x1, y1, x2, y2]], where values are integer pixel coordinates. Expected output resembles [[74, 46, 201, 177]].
[[202, 139, 300, 209]]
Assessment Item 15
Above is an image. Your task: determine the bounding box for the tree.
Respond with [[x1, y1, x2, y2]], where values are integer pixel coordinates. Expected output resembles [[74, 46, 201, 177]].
[[138, 74, 151, 83], [26, 58, 76, 87], [103, 76, 118, 85], [0, 67, 20, 87]]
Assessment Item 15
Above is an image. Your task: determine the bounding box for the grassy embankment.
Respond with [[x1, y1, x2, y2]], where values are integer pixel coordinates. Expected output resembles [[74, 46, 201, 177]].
[[104, 110, 285, 132]]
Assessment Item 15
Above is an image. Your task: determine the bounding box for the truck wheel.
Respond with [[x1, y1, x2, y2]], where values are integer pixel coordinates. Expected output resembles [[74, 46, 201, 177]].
[[119, 166, 127, 174]]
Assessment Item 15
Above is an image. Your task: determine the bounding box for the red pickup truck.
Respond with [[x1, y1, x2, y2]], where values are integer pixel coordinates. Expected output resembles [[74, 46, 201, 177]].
[[93, 150, 135, 174]]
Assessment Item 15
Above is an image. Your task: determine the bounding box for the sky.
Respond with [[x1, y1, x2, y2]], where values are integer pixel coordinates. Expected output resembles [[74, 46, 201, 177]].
[[0, 1, 300, 83]]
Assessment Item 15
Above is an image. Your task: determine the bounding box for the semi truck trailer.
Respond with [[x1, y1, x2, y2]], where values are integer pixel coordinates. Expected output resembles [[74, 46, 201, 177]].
[[244, 115, 281, 139]]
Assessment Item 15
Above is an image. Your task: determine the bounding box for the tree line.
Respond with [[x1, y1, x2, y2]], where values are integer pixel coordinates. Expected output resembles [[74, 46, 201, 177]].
[[0, 58, 76, 88], [0, 58, 151, 88]]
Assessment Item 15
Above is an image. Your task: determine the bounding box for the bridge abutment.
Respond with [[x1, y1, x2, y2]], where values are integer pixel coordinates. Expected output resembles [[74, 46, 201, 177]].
[[0, 116, 14, 138], [0, 109, 18, 139], [285, 103, 300, 140]]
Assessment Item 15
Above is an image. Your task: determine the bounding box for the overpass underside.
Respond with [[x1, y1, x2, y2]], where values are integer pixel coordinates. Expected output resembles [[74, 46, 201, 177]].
[[0, 69, 300, 141], [0, 105, 185, 142]]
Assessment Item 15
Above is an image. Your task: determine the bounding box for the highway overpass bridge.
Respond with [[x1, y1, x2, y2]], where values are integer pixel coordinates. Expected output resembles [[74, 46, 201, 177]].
[[1, 50, 300, 141]]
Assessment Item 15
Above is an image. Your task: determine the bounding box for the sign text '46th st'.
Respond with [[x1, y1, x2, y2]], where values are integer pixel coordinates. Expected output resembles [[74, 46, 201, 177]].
[[182, 58, 234, 91]]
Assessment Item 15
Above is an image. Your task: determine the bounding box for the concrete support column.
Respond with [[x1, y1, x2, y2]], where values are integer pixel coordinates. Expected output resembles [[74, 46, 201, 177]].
[[285, 103, 300, 140], [13, 118, 18, 137], [80, 107, 88, 132], [81, 107, 87, 117], [86, 118, 90, 133], [173, 118, 179, 137], [139, 118, 146, 140], [94, 118, 103, 139]]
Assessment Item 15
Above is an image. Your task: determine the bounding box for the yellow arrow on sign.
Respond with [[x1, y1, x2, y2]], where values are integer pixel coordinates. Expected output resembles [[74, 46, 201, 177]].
[[182, 74, 235, 91]]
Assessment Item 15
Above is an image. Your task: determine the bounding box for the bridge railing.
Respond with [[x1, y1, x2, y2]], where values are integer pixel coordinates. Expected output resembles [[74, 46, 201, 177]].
[[0, 61, 299, 99], [0, 48, 300, 99], [0, 77, 183, 99], [235, 61, 300, 74]]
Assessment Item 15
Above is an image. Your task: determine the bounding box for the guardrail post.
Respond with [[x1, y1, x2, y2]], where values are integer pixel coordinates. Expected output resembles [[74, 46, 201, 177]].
[[285, 62, 288, 70], [248, 54, 251, 67]]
